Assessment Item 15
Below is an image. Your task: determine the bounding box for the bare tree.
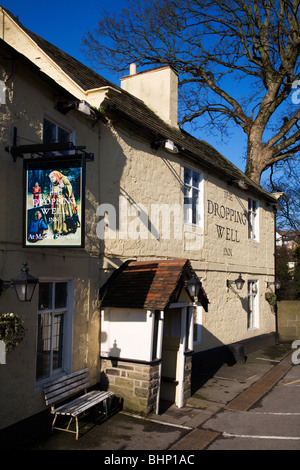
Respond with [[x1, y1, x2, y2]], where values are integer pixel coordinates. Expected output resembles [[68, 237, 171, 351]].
[[265, 157, 300, 233], [83, 0, 300, 184]]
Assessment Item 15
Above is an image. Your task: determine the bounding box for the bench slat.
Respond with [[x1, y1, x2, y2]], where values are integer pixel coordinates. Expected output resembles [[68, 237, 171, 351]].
[[44, 369, 90, 405], [44, 371, 89, 395], [53, 391, 114, 417], [44, 368, 89, 390], [45, 383, 89, 406]]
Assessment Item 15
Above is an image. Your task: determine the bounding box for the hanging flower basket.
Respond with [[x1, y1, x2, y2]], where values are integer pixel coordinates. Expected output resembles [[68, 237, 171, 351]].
[[0, 313, 26, 353], [265, 292, 277, 309]]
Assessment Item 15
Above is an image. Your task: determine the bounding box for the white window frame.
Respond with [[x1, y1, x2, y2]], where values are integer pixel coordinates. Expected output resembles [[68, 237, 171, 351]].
[[247, 280, 259, 330], [193, 305, 202, 345], [248, 198, 259, 241], [35, 277, 73, 386], [183, 166, 204, 227]]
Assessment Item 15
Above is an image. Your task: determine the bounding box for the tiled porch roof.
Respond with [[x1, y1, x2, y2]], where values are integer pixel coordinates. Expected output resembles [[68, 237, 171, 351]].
[[100, 259, 208, 311]]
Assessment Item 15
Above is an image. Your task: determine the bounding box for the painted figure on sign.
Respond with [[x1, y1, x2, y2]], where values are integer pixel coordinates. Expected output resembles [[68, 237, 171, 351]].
[[32, 182, 41, 207], [28, 210, 48, 243], [49, 171, 79, 239]]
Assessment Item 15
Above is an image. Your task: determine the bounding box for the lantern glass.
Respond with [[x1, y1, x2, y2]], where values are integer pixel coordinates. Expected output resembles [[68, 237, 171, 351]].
[[11, 262, 39, 302], [275, 278, 281, 290], [185, 275, 201, 299], [235, 274, 245, 290]]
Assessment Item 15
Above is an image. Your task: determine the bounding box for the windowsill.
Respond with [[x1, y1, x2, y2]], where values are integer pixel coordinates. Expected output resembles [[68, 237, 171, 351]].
[[248, 238, 259, 243], [184, 222, 202, 228], [35, 369, 65, 389]]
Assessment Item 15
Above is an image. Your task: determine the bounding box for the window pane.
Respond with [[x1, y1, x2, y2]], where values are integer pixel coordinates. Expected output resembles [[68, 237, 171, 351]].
[[43, 118, 56, 143], [36, 313, 51, 380], [192, 188, 199, 224], [184, 187, 192, 224], [184, 167, 192, 186], [38, 283, 52, 310], [52, 314, 64, 371], [55, 282, 68, 308], [58, 126, 70, 144], [192, 171, 201, 189]]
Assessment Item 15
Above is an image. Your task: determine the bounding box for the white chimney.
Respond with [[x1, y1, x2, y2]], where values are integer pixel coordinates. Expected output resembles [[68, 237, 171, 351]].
[[129, 63, 137, 75], [121, 65, 178, 127]]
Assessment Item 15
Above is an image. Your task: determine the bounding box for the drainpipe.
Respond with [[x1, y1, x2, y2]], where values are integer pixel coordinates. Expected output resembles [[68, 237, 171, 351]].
[[274, 207, 279, 344], [177, 306, 187, 409], [155, 310, 164, 414]]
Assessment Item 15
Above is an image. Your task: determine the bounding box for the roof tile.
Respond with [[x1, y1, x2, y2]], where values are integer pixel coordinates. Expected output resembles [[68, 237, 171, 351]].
[[100, 259, 208, 311]]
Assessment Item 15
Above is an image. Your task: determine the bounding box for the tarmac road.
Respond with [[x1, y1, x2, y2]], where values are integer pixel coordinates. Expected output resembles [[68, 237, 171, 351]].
[[26, 343, 300, 452], [203, 364, 300, 450]]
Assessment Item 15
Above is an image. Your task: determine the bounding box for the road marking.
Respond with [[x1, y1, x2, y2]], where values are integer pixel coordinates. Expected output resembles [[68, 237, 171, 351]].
[[249, 411, 300, 415], [223, 432, 300, 440], [283, 379, 300, 386], [120, 411, 193, 430], [256, 357, 281, 363]]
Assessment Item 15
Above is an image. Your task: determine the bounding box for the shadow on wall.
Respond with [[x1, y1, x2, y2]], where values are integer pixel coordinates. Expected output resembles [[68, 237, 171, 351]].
[[191, 326, 247, 394]]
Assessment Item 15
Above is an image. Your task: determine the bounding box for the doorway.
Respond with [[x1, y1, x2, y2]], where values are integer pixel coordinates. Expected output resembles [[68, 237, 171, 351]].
[[160, 307, 182, 407]]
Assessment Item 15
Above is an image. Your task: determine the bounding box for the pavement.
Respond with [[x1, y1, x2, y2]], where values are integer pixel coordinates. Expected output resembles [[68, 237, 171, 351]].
[[24, 342, 300, 452]]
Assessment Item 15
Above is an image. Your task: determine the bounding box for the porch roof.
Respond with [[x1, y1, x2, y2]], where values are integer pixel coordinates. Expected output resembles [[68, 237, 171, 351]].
[[99, 259, 209, 311]]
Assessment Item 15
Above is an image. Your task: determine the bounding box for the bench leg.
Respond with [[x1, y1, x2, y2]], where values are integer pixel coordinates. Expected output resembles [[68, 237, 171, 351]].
[[66, 417, 73, 431], [75, 416, 79, 440], [51, 414, 58, 434], [105, 396, 112, 417]]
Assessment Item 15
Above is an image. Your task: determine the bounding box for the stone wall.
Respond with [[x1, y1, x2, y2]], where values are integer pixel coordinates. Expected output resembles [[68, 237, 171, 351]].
[[278, 301, 300, 342], [101, 358, 160, 415]]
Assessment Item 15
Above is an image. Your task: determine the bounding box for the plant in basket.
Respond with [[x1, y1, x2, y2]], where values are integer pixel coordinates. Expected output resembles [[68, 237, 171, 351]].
[[0, 313, 26, 353]]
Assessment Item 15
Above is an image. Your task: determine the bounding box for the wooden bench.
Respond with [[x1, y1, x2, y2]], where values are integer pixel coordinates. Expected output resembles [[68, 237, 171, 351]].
[[44, 368, 114, 439]]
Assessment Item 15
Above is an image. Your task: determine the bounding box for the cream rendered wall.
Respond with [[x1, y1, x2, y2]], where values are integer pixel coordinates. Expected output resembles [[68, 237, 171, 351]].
[[196, 174, 276, 350], [121, 66, 178, 127], [98, 124, 276, 353], [97, 125, 204, 262], [0, 57, 103, 429]]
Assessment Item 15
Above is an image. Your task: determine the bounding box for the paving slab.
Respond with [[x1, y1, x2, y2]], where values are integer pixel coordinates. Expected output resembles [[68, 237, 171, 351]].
[[170, 429, 220, 451]]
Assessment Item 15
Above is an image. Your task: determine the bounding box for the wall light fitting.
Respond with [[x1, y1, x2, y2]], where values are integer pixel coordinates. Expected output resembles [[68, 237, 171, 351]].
[[267, 278, 281, 290], [227, 273, 245, 290], [0, 262, 39, 302]]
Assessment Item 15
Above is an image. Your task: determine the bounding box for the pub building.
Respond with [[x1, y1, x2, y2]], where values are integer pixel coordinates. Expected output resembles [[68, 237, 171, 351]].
[[0, 6, 280, 440]]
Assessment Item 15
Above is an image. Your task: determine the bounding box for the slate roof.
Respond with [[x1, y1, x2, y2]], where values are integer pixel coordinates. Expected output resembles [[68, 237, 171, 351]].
[[99, 259, 209, 311], [3, 6, 276, 202]]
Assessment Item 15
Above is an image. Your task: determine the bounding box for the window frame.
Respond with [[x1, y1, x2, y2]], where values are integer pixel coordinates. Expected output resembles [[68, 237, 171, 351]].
[[193, 305, 202, 345], [35, 277, 73, 386], [183, 166, 204, 227], [247, 280, 259, 330], [43, 113, 75, 155], [248, 198, 259, 242]]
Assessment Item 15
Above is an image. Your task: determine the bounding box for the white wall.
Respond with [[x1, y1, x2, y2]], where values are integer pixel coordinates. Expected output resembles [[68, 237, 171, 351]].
[[101, 308, 154, 362]]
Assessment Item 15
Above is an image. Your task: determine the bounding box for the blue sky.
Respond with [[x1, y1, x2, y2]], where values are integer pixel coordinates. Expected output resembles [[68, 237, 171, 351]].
[[1, 0, 247, 172]]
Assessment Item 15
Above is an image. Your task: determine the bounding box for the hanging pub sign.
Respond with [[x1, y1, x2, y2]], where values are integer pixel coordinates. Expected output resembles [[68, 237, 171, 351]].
[[23, 158, 85, 247]]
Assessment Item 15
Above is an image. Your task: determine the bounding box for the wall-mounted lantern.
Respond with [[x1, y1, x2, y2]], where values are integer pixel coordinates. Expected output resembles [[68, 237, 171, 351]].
[[267, 278, 281, 290], [0, 262, 39, 302], [185, 275, 202, 302], [227, 273, 245, 290]]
